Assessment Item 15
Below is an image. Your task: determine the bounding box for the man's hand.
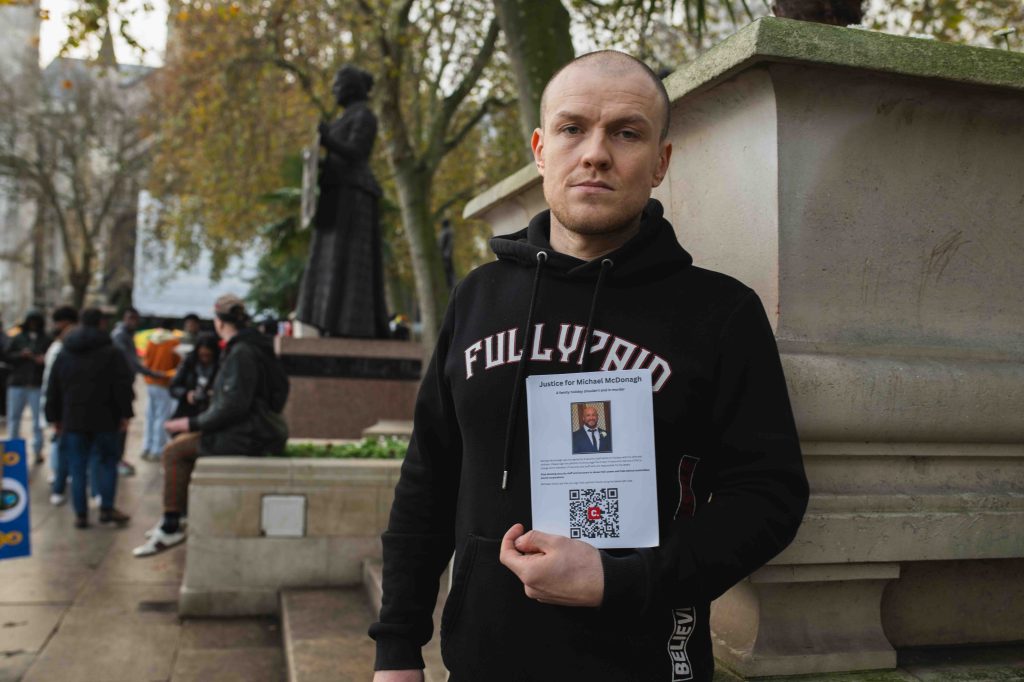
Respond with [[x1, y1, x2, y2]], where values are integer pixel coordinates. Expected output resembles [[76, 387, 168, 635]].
[[499, 523, 604, 607], [119, 419, 129, 433], [372, 671, 423, 682], [165, 417, 189, 435], [186, 390, 196, 405], [52, 422, 61, 436]]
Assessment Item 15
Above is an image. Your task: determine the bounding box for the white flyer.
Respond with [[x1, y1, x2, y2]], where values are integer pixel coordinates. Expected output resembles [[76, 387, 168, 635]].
[[525, 369, 659, 549]]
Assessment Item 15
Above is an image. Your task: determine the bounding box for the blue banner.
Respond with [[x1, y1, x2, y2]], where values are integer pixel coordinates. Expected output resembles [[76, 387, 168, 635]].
[[0, 439, 31, 560]]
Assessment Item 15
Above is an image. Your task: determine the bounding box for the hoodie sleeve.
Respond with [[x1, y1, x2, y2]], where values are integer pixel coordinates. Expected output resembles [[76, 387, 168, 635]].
[[112, 348, 135, 421], [169, 358, 191, 400], [369, 289, 463, 671], [44, 352, 63, 424], [192, 348, 257, 433], [115, 329, 159, 379], [600, 290, 809, 613]]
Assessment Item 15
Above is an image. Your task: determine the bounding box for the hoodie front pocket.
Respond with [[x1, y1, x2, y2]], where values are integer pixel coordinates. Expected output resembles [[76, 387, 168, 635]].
[[439, 534, 481, 637], [440, 535, 639, 681]]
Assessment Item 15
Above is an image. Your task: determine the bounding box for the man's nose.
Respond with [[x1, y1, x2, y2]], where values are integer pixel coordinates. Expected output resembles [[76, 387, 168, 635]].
[[579, 131, 612, 170]]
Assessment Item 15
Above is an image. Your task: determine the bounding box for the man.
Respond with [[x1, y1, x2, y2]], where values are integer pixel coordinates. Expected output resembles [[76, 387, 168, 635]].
[[41, 305, 79, 503], [45, 308, 133, 528], [132, 294, 289, 557], [4, 310, 50, 463], [111, 307, 160, 475], [141, 319, 180, 461], [370, 51, 808, 682], [571, 404, 611, 454]]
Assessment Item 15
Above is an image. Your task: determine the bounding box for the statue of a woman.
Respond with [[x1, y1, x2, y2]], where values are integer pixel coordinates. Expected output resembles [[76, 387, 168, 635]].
[[295, 65, 389, 338]]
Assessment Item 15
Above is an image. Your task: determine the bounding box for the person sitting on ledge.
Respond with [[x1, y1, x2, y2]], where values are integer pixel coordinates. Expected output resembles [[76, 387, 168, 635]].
[[132, 294, 289, 557]]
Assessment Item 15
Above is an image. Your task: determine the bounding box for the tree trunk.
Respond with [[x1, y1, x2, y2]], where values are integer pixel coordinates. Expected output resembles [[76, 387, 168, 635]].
[[70, 269, 90, 310], [493, 0, 575, 148], [393, 166, 449, 358]]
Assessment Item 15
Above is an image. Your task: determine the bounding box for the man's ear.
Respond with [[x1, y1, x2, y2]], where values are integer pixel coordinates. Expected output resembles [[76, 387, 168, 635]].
[[651, 142, 672, 187], [531, 128, 545, 175]]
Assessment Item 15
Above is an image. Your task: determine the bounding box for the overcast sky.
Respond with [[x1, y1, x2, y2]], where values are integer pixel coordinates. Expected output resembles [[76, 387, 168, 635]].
[[39, 0, 168, 67]]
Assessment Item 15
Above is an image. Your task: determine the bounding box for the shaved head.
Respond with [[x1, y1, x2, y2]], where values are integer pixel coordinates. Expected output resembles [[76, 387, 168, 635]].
[[540, 50, 670, 141]]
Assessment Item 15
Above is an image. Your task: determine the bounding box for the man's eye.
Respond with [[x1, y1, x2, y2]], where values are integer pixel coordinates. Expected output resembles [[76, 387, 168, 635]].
[[618, 129, 640, 139], [561, 125, 582, 135]]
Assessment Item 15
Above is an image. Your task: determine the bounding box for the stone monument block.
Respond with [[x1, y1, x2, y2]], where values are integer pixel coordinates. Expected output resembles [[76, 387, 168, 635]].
[[276, 336, 421, 439]]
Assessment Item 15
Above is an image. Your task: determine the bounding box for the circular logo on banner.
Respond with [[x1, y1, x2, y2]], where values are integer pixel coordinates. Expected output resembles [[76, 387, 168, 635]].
[[0, 477, 27, 523], [2, 450, 19, 466]]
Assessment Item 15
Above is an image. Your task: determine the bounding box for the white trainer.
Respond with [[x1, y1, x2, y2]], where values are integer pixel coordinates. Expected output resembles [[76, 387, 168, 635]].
[[49, 493, 66, 506], [132, 528, 186, 558]]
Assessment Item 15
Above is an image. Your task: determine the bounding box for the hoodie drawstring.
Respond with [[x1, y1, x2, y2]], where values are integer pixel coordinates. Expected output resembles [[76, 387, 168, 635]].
[[501, 251, 547, 490], [578, 258, 613, 372]]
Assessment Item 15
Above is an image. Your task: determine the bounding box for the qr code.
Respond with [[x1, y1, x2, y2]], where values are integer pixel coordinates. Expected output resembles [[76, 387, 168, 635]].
[[569, 488, 620, 539]]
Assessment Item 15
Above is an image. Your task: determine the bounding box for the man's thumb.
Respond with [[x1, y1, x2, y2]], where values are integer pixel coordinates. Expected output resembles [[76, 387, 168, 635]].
[[514, 529, 552, 554]]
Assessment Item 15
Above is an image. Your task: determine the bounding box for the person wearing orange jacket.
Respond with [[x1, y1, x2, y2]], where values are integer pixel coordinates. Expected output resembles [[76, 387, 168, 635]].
[[141, 319, 180, 461]]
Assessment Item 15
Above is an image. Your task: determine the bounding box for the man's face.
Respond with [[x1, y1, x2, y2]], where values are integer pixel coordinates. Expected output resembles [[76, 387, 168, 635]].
[[532, 63, 671, 239], [123, 312, 139, 331], [583, 407, 599, 429], [185, 319, 200, 335]]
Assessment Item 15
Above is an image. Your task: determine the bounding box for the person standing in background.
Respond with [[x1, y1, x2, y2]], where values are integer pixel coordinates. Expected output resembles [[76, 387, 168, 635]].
[[141, 319, 180, 461], [5, 310, 51, 463], [41, 306, 79, 503], [111, 308, 161, 476], [46, 308, 134, 529]]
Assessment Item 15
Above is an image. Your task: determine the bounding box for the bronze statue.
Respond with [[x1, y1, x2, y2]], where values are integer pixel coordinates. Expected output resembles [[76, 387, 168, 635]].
[[296, 65, 389, 338]]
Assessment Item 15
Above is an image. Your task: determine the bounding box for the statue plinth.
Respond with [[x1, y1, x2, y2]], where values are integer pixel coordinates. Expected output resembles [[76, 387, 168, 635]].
[[275, 336, 421, 439]]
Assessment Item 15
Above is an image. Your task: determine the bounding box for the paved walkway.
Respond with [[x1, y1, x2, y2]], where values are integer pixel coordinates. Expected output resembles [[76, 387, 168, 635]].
[[0, 393, 284, 682]]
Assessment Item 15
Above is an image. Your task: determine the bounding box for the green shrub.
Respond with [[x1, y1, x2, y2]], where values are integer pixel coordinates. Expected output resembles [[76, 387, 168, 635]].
[[280, 436, 408, 460]]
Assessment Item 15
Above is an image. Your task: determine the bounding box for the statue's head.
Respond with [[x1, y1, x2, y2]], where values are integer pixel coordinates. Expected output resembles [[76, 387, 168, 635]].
[[333, 65, 373, 106]]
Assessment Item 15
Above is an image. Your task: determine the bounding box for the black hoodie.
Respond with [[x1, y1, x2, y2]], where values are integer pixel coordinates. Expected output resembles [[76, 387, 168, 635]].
[[371, 201, 808, 681], [45, 326, 134, 433]]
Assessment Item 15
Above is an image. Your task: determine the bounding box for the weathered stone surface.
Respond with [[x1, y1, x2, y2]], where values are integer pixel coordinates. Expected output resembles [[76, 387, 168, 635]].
[[181, 457, 401, 617]]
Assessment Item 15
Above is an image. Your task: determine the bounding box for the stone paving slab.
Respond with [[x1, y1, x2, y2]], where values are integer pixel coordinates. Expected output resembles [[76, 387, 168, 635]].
[[0, 387, 285, 681], [171, 648, 284, 682], [0, 605, 65, 654], [21, 619, 182, 682], [281, 588, 376, 681], [0, 654, 34, 682]]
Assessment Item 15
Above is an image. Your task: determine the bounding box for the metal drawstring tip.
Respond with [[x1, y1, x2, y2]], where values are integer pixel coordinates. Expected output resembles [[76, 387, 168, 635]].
[[501, 470, 508, 490]]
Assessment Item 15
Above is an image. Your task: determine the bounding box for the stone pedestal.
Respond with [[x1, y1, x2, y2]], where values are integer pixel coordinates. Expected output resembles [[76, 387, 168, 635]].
[[711, 563, 899, 677], [465, 17, 1024, 678], [276, 336, 421, 439], [179, 457, 401, 617]]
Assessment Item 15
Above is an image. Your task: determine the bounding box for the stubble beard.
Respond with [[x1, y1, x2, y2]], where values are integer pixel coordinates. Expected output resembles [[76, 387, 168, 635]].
[[547, 186, 647, 240]]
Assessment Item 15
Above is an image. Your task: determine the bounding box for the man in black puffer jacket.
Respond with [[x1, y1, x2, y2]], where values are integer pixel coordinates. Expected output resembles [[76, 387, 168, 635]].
[[45, 308, 134, 528], [133, 294, 289, 557]]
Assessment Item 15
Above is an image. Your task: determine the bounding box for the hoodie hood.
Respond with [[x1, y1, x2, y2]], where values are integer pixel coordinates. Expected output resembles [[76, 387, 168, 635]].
[[63, 326, 113, 353], [227, 327, 275, 358], [489, 199, 692, 280]]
